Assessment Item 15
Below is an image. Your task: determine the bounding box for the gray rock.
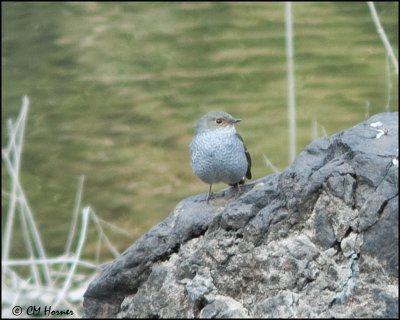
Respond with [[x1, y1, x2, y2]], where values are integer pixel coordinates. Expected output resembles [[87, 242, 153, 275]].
[[199, 295, 249, 318], [83, 112, 398, 318]]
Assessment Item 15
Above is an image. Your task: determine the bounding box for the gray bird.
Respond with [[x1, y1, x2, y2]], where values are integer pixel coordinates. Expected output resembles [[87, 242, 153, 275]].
[[190, 111, 252, 202]]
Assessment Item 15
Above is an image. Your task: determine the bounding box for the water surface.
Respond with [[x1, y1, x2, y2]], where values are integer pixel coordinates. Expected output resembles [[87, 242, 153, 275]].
[[2, 2, 398, 256]]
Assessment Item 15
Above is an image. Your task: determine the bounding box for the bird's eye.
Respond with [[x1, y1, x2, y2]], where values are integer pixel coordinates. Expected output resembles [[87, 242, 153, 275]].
[[216, 118, 223, 124]]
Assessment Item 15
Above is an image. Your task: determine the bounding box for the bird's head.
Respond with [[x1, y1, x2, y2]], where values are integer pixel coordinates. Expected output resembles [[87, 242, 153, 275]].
[[195, 111, 241, 133]]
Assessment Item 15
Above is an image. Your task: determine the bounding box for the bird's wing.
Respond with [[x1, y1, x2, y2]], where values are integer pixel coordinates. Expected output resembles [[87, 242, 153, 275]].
[[235, 133, 252, 180]]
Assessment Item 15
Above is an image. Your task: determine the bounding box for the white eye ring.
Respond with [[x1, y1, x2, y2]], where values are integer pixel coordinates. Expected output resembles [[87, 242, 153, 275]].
[[216, 118, 223, 124]]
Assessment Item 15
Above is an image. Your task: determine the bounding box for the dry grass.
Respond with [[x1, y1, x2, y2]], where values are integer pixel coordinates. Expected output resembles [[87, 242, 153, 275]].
[[1, 97, 134, 317]]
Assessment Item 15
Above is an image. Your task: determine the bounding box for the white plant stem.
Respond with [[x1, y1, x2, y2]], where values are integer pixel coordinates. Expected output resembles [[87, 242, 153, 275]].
[[2, 96, 28, 266], [285, 2, 297, 164], [262, 154, 280, 173], [2, 257, 97, 269], [65, 175, 86, 254], [90, 211, 121, 258], [367, 2, 398, 75], [54, 207, 91, 308], [2, 96, 133, 316], [18, 204, 42, 287]]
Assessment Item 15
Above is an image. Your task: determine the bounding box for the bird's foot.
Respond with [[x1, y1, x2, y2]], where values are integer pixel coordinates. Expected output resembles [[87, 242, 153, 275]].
[[230, 183, 243, 198], [206, 191, 215, 203]]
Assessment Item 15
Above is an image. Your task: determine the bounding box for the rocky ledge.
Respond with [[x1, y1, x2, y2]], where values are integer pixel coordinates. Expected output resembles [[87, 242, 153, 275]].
[[83, 112, 398, 318]]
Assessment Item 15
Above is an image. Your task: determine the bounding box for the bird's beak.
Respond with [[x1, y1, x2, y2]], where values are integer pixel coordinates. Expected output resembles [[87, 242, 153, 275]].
[[232, 118, 241, 124]]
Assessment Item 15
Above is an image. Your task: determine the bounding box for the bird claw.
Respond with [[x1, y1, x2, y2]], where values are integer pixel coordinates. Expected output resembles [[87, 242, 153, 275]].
[[206, 192, 215, 203]]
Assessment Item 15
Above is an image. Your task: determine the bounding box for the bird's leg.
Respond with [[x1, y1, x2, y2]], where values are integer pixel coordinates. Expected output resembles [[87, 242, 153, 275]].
[[230, 182, 241, 198], [207, 184, 213, 203]]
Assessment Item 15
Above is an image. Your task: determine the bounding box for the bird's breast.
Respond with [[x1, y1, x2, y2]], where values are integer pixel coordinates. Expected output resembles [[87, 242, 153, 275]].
[[190, 131, 248, 185]]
